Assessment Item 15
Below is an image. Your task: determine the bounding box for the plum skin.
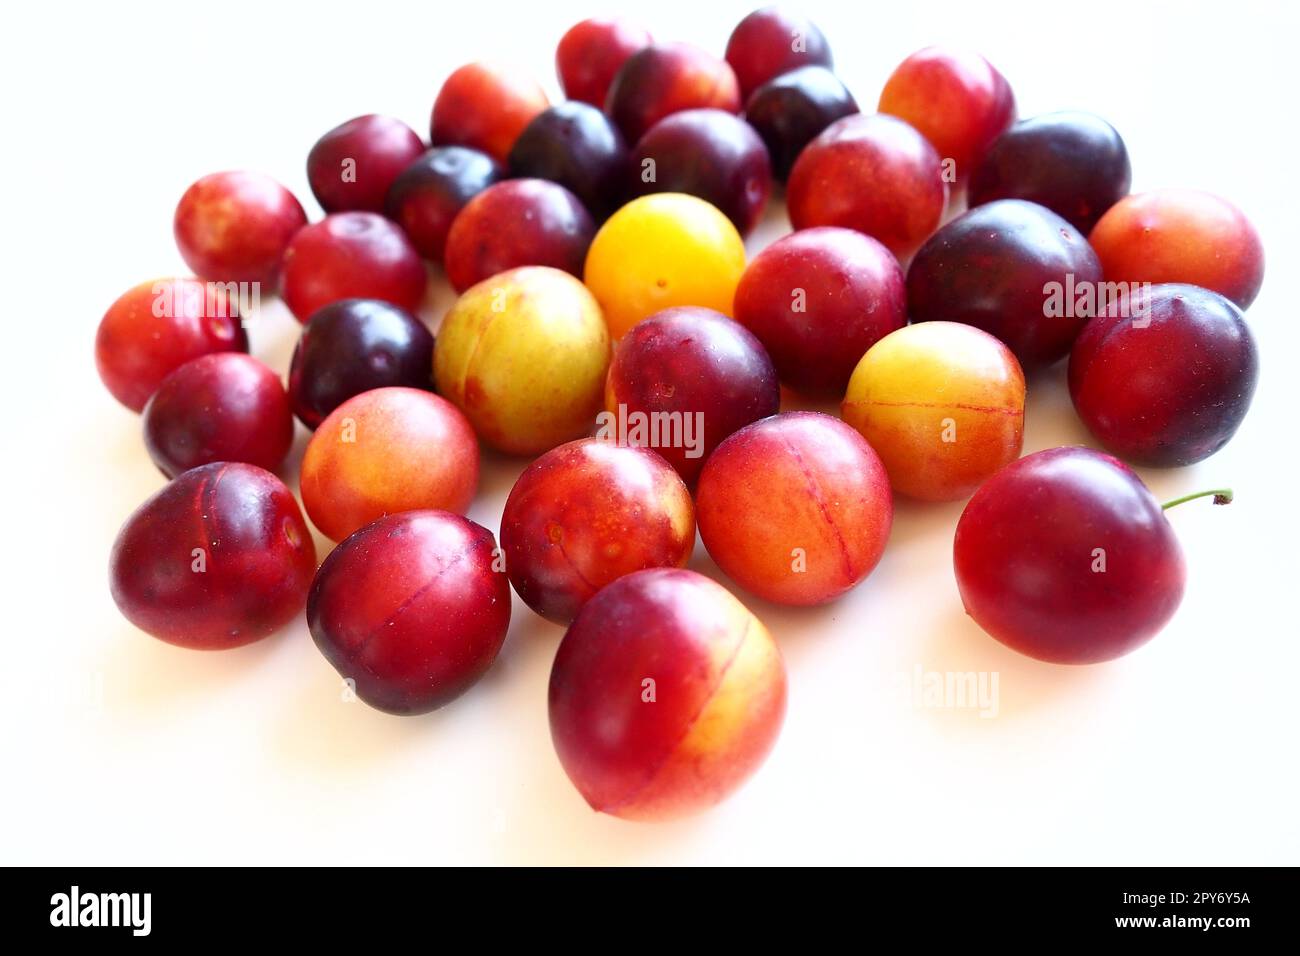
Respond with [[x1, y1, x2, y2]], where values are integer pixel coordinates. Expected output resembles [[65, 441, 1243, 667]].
[[430, 62, 549, 163], [173, 171, 306, 285], [877, 45, 1015, 176], [279, 212, 427, 323], [605, 42, 742, 144], [733, 226, 907, 397], [724, 6, 833, 100], [443, 179, 596, 293], [435, 266, 610, 456], [385, 146, 505, 263], [306, 114, 425, 214], [509, 102, 630, 221], [287, 298, 435, 430], [556, 17, 652, 107], [629, 108, 772, 235], [548, 568, 786, 820], [906, 199, 1102, 370], [1088, 189, 1265, 309], [743, 65, 858, 182], [95, 278, 249, 412], [786, 113, 947, 258], [308, 511, 510, 715], [300, 387, 479, 542], [696, 411, 893, 606], [603, 306, 780, 486], [953, 447, 1186, 664], [842, 322, 1025, 502], [110, 462, 316, 649], [143, 353, 293, 479], [500, 439, 695, 625], [1068, 284, 1259, 467], [968, 110, 1131, 234]]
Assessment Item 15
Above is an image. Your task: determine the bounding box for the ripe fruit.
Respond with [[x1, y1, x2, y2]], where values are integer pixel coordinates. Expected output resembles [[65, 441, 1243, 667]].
[[556, 17, 652, 107], [1068, 284, 1259, 466], [724, 6, 833, 100], [953, 447, 1209, 664], [443, 179, 595, 293], [173, 171, 306, 285], [306, 115, 425, 214], [308, 511, 510, 714], [842, 322, 1025, 501], [603, 306, 780, 485], [279, 212, 427, 322], [300, 387, 479, 542], [385, 146, 505, 263], [509, 102, 630, 221], [743, 65, 858, 181], [696, 412, 893, 606], [430, 62, 549, 163], [968, 111, 1131, 234], [435, 267, 610, 455], [548, 568, 786, 820], [1088, 189, 1265, 309], [878, 46, 1015, 176], [500, 439, 695, 624], [287, 298, 435, 429], [143, 353, 293, 479], [109, 463, 316, 649], [629, 108, 772, 235], [787, 113, 947, 258], [584, 193, 746, 339], [95, 278, 248, 412], [906, 199, 1102, 369], [605, 42, 741, 143], [733, 226, 906, 396]]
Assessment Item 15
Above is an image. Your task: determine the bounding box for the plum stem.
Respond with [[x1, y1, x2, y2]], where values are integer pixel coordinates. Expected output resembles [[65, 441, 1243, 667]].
[[1161, 488, 1234, 511]]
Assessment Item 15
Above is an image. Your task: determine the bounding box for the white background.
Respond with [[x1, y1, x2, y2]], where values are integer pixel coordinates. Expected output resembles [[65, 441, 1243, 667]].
[[3, 0, 1297, 865]]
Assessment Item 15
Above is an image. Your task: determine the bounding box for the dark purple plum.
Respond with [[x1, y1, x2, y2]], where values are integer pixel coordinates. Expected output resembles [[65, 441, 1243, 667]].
[[287, 298, 436, 429], [743, 65, 858, 181], [969, 111, 1131, 234], [907, 199, 1102, 370], [629, 109, 772, 235], [508, 102, 629, 220], [385, 146, 505, 263], [1069, 284, 1259, 467]]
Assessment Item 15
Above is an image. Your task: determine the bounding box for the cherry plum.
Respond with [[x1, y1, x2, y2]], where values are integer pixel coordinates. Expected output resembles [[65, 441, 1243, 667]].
[[724, 6, 833, 100], [443, 179, 595, 293], [786, 113, 947, 258], [173, 171, 306, 285], [279, 212, 427, 322], [430, 62, 549, 163], [969, 111, 1130, 234], [744, 65, 858, 181], [385, 146, 505, 263], [549, 568, 786, 820], [509, 102, 629, 221], [696, 412, 892, 606], [556, 17, 652, 107], [906, 199, 1101, 370], [733, 226, 906, 396], [300, 387, 479, 542], [308, 511, 510, 714], [605, 42, 741, 143], [500, 439, 695, 624], [1068, 284, 1259, 467], [95, 278, 248, 412], [1088, 189, 1265, 309], [306, 114, 425, 214], [143, 353, 293, 479], [287, 298, 435, 429], [603, 307, 780, 485], [954, 447, 1190, 664], [109, 463, 316, 649]]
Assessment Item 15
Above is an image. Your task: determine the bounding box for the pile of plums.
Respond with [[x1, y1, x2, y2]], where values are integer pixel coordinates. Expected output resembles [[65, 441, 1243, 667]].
[[97, 7, 1263, 822]]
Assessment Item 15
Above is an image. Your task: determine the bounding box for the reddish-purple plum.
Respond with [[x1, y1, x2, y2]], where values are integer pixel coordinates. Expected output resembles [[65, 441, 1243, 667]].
[[724, 6, 833, 100], [606, 42, 742, 143], [556, 17, 652, 107], [307, 114, 425, 214]]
